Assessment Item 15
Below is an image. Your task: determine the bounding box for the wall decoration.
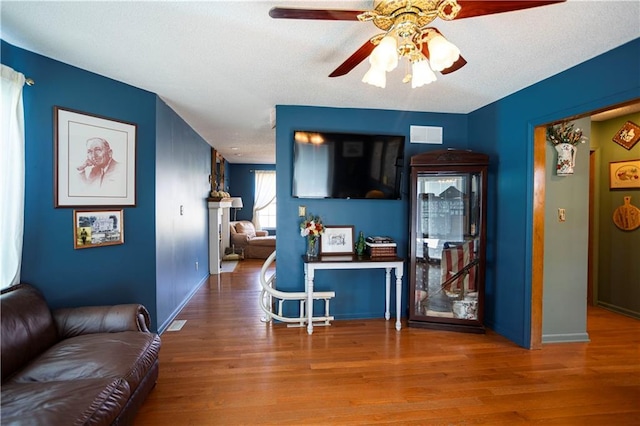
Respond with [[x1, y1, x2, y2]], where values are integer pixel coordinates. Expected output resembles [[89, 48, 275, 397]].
[[612, 121, 640, 150], [320, 225, 355, 255], [612, 196, 640, 231], [546, 121, 587, 176], [55, 107, 137, 207], [609, 159, 640, 189], [74, 209, 124, 249]]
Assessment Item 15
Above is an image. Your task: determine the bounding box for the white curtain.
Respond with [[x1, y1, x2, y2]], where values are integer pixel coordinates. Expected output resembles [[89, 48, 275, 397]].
[[252, 170, 276, 230], [0, 64, 26, 289]]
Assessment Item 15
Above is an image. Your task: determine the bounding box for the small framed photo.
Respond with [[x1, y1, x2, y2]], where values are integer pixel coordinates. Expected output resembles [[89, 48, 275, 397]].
[[55, 106, 137, 207], [612, 121, 640, 150], [74, 209, 124, 249], [609, 159, 640, 190], [320, 226, 355, 255]]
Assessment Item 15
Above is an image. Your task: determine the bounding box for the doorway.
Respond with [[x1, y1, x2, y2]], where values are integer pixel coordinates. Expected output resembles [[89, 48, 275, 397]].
[[530, 100, 640, 349]]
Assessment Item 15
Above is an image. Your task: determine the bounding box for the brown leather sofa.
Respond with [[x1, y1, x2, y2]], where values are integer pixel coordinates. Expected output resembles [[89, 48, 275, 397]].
[[230, 220, 276, 259], [1, 283, 161, 425]]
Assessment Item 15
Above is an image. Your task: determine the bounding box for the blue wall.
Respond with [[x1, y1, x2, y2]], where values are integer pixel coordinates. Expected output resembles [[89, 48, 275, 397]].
[[2, 40, 157, 319], [275, 106, 467, 319], [155, 99, 211, 332], [227, 163, 276, 223], [2, 41, 211, 332], [467, 38, 640, 346]]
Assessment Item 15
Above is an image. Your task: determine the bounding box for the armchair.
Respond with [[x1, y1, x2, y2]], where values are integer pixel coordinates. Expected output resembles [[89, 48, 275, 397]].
[[229, 220, 276, 259]]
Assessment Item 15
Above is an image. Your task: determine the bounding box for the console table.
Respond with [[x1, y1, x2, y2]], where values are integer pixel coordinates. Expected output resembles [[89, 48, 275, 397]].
[[302, 255, 404, 335]]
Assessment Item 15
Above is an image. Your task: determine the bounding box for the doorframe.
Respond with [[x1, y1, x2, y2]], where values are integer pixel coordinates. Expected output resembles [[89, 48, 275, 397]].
[[530, 126, 546, 349], [529, 99, 639, 349], [587, 150, 596, 307]]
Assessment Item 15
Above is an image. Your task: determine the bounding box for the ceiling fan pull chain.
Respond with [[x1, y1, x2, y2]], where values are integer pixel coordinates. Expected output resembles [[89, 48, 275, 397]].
[[402, 60, 412, 84]]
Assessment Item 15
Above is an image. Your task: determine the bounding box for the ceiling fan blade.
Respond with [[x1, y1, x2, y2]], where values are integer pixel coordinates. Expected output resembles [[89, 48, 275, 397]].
[[269, 7, 364, 21], [455, 0, 565, 19], [329, 40, 376, 77]]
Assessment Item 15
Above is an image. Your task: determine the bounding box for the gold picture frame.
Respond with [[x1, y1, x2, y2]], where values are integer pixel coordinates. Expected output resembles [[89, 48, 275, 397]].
[[612, 121, 640, 151], [74, 209, 124, 249], [609, 159, 640, 190]]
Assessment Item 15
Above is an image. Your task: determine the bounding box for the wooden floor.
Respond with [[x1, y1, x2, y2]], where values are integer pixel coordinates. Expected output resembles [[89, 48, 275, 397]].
[[135, 259, 640, 425]]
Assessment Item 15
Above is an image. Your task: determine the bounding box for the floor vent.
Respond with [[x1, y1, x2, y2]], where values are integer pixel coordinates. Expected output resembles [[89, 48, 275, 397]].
[[166, 319, 186, 332]]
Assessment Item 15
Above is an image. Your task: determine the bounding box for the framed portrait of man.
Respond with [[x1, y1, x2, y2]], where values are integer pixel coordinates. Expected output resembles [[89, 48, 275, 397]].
[[55, 106, 137, 207]]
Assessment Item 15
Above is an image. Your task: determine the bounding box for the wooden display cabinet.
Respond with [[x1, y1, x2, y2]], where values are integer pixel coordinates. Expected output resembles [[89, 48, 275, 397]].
[[408, 149, 489, 333]]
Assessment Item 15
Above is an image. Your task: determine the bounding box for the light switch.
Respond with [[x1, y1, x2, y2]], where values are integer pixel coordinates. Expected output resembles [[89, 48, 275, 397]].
[[558, 208, 566, 222], [298, 205, 306, 217]]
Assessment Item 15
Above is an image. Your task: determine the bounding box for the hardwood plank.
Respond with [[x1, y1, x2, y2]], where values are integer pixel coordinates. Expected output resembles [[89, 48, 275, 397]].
[[135, 259, 640, 425]]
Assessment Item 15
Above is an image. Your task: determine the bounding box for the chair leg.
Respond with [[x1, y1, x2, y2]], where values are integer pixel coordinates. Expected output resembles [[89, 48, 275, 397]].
[[299, 300, 306, 327], [324, 299, 331, 325]]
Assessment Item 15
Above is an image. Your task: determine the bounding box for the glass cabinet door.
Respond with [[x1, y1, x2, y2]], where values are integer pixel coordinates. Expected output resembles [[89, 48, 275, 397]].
[[413, 172, 482, 322]]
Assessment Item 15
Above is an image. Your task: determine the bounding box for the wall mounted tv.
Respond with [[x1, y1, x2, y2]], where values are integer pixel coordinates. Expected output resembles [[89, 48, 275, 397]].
[[292, 130, 405, 200]]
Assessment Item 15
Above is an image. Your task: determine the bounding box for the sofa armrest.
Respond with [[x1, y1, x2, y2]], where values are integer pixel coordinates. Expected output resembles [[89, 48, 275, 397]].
[[255, 230, 268, 237], [53, 304, 151, 338], [231, 233, 250, 247]]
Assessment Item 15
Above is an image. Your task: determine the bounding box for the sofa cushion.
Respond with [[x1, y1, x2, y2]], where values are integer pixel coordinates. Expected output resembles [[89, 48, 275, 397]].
[[1, 283, 58, 382], [235, 221, 256, 238], [1, 377, 130, 426], [249, 236, 276, 247], [10, 331, 161, 392]]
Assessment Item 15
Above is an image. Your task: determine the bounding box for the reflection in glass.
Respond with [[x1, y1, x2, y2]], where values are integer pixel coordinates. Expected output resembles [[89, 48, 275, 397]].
[[414, 173, 481, 320]]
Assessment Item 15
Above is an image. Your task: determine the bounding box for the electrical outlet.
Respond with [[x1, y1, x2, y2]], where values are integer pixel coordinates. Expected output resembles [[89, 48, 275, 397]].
[[298, 205, 306, 217], [180, 205, 184, 216], [558, 208, 566, 222]]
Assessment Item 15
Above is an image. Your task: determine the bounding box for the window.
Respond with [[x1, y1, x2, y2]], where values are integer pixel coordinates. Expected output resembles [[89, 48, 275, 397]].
[[258, 199, 277, 229], [253, 170, 276, 230]]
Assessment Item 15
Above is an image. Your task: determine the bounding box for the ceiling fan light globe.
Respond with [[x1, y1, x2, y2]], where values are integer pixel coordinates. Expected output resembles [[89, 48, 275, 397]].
[[411, 60, 437, 88], [362, 65, 386, 88], [427, 34, 460, 72], [369, 35, 398, 72]]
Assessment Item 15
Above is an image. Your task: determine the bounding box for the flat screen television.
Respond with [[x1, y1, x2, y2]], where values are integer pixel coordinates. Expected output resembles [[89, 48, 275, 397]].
[[292, 130, 405, 199]]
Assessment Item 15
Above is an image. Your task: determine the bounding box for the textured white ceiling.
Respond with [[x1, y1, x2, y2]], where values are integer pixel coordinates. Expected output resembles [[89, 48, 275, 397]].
[[2, 1, 639, 163]]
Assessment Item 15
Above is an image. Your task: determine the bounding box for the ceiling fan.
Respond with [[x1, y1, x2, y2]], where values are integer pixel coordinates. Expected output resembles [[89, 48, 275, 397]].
[[270, 0, 565, 88]]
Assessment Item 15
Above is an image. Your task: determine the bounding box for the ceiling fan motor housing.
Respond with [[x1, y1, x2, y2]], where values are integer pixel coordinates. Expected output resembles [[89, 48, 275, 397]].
[[368, 0, 460, 32]]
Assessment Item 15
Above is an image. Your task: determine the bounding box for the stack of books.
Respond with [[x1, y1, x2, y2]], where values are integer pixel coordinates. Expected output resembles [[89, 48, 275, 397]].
[[365, 236, 397, 258]]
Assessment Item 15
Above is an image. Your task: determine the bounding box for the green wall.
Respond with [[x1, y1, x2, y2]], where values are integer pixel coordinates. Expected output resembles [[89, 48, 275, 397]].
[[592, 112, 640, 317], [543, 117, 591, 342]]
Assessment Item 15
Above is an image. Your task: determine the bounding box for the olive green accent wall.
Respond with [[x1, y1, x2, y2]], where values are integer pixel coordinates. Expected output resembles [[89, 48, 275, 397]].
[[543, 117, 591, 343], [592, 112, 640, 318]]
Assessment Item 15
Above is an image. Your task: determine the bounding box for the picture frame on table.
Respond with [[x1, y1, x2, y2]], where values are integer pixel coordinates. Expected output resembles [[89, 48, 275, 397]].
[[609, 159, 640, 190], [55, 106, 137, 207], [612, 121, 640, 151], [320, 226, 355, 255], [74, 209, 124, 249]]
